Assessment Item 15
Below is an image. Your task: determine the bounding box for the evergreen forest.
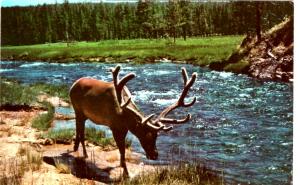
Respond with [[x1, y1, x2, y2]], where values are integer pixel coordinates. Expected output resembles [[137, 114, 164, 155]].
[[1, 1, 293, 46]]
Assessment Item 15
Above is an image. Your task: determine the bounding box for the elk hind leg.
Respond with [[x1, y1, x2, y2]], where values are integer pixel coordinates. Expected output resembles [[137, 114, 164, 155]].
[[80, 122, 88, 158], [74, 112, 87, 157]]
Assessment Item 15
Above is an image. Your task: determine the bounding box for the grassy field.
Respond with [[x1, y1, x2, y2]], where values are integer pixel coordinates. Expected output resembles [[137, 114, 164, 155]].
[[1, 36, 243, 66]]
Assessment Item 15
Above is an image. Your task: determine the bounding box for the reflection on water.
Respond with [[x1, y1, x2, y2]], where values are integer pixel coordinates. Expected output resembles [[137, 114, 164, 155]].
[[0, 61, 293, 184]]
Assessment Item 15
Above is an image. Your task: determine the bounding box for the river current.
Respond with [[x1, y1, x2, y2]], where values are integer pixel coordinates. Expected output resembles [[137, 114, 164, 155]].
[[0, 61, 293, 184]]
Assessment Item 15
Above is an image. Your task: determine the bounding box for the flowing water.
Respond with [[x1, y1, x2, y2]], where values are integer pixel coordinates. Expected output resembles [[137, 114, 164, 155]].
[[0, 61, 293, 184]]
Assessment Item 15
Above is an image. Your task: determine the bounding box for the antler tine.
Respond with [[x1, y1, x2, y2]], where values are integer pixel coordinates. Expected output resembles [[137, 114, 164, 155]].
[[162, 126, 173, 132], [142, 114, 155, 125], [146, 120, 173, 132], [146, 122, 164, 131], [178, 72, 197, 106], [182, 97, 196, 107], [117, 73, 136, 93], [181, 67, 188, 85], [111, 65, 135, 108], [142, 114, 174, 132], [154, 121, 173, 132], [121, 97, 131, 108], [154, 68, 197, 127], [159, 114, 191, 124], [111, 65, 121, 87]]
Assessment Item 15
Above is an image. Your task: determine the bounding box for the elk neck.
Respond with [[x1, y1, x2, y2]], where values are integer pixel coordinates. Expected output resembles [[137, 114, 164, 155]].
[[120, 107, 145, 137]]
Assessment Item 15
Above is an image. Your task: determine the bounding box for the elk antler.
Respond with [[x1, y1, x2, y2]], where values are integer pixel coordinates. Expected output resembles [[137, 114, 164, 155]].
[[152, 67, 197, 131], [111, 65, 135, 107]]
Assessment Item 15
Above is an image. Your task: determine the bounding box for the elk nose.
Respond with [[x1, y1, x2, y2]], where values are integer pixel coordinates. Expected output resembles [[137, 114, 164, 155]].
[[147, 150, 158, 160], [152, 154, 158, 160], [147, 154, 158, 160]]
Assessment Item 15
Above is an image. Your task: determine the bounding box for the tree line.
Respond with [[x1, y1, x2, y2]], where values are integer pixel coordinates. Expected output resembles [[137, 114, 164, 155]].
[[1, 1, 293, 46]]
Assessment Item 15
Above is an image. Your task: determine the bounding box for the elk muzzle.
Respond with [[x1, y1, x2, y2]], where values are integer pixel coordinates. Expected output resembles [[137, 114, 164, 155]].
[[146, 149, 158, 160]]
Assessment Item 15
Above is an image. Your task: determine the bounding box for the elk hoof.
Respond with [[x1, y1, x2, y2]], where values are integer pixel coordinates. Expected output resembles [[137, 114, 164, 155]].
[[122, 171, 129, 179], [73, 145, 79, 152]]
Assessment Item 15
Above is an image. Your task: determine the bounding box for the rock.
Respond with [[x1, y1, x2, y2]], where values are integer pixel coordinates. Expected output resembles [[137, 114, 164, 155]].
[[55, 113, 75, 120], [38, 95, 70, 107], [43, 138, 54, 145], [224, 17, 293, 82], [18, 51, 29, 59]]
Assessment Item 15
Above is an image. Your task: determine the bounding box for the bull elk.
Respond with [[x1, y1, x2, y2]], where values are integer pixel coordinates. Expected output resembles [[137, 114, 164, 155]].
[[69, 65, 197, 176]]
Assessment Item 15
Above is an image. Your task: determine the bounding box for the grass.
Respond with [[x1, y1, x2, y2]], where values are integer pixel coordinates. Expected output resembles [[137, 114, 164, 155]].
[[0, 79, 37, 106], [39, 128, 75, 143], [0, 78, 69, 106], [31, 102, 55, 131], [39, 127, 132, 148], [54, 160, 71, 174], [1, 36, 243, 65], [85, 127, 114, 146], [0, 79, 68, 131], [117, 163, 224, 185], [29, 82, 70, 102]]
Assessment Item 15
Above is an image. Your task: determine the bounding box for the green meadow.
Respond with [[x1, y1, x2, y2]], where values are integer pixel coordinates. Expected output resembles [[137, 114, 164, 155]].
[[1, 36, 243, 66]]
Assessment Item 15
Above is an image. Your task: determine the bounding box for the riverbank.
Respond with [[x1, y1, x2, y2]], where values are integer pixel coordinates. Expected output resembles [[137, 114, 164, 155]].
[[0, 101, 157, 184], [1, 36, 243, 66], [0, 79, 225, 184], [0, 79, 145, 184]]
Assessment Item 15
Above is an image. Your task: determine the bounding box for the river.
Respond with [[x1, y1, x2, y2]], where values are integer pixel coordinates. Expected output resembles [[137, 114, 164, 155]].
[[0, 61, 293, 184]]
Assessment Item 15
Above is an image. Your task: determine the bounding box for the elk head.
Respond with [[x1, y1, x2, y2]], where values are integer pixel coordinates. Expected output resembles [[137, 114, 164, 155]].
[[110, 65, 197, 160]]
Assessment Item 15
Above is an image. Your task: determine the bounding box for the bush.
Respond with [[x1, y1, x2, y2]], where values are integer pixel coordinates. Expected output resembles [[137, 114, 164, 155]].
[[224, 60, 250, 74], [31, 102, 55, 131]]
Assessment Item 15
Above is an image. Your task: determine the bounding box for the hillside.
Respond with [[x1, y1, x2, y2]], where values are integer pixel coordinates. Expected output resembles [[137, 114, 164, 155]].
[[210, 17, 293, 82]]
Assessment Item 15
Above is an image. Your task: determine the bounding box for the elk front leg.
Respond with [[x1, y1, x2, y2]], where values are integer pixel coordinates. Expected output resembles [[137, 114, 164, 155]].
[[112, 128, 129, 177]]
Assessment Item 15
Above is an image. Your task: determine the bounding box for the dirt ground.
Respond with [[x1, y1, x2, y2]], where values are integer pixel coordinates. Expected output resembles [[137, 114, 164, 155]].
[[0, 105, 156, 185]]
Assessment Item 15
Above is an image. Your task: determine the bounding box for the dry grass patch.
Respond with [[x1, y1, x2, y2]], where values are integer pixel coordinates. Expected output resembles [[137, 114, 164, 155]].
[[118, 163, 224, 185], [0, 144, 43, 185], [55, 162, 71, 174]]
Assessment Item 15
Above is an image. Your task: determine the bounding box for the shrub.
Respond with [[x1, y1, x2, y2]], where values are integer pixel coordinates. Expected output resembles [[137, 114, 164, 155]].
[[31, 102, 55, 131], [224, 60, 250, 74]]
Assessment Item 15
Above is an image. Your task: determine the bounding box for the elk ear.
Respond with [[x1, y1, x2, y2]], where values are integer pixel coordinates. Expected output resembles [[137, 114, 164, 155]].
[[142, 114, 155, 125], [146, 122, 164, 131], [162, 125, 173, 132]]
